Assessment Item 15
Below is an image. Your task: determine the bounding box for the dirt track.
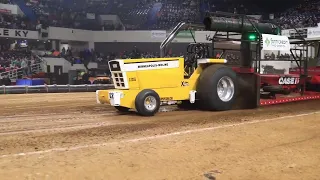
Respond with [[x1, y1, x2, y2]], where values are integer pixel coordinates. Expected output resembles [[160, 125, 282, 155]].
[[0, 93, 319, 180]]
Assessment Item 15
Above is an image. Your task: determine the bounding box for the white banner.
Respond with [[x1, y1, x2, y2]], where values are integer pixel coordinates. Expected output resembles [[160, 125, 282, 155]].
[[30, 0, 39, 3], [86, 13, 95, 20], [281, 29, 290, 37], [269, 14, 274, 20], [195, 31, 216, 43], [0, 28, 39, 39], [195, 31, 242, 43], [151, 30, 166, 39], [123, 60, 179, 71], [247, 15, 262, 20], [262, 34, 290, 51], [0, 4, 20, 15], [307, 27, 320, 38]]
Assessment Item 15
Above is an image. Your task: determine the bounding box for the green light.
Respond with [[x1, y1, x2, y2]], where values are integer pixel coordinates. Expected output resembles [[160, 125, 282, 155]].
[[276, 28, 281, 35], [248, 34, 256, 41]]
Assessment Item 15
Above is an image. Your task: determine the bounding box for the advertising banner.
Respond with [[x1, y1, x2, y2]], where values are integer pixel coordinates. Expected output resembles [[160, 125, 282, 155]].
[[0, 28, 39, 39], [151, 30, 166, 39], [262, 34, 290, 51], [0, 8, 10, 14], [0, 4, 20, 15], [195, 31, 216, 43], [281, 29, 290, 37], [176, 30, 194, 38], [86, 13, 95, 20], [307, 27, 320, 38]]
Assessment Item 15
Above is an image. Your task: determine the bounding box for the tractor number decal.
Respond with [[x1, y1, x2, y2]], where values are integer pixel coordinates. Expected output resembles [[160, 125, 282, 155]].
[[278, 77, 300, 85], [129, 77, 136, 81], [181, 81, 189, 86], [161, 97, 173, 101]]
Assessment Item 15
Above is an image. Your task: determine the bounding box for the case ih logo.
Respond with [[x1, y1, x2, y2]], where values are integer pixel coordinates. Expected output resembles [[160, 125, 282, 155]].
[[278, 77, 300, 85]]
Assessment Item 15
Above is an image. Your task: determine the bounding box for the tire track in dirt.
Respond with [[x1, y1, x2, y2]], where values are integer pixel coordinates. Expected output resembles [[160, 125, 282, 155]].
[[0, 113, 120, 134], [0, 99, 319, 155], [0, 112, 116, 123], [0, 120, 145, 136]]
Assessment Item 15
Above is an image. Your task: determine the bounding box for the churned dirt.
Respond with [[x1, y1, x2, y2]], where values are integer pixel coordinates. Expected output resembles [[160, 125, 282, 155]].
[[0, 93, 319, 180]]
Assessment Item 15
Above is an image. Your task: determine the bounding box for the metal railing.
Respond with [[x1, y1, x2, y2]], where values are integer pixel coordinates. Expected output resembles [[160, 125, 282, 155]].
[[0, 84, 114, 94], [0, 62, 44, 79], [0, 54, 47, 80]]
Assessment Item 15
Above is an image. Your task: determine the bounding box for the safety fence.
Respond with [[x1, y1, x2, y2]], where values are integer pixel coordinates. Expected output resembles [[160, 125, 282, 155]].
[[0, 55, 46, 80], [0, 84, 114, 94]]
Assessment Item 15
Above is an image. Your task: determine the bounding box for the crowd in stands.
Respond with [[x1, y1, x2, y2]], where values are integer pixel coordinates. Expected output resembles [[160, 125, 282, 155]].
[[42, 45, 242, 68], [40, 46, 161, 66], [0, 45, 36, 76], [110, 0, 153, 30], [276, 0, 320, 29], [40, 47, 94, 67], [0, 0, 12, 4], [150, 0, 200, 30], [0, 0, 319, 31], [0, 0, 36, 30], [0, 13, 36, 30], [0, 0, 319, 79], [26, 0, 106, 30]]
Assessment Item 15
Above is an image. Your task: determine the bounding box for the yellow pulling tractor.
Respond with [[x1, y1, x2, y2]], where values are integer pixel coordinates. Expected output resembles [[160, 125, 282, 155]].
[[96, 12, 281, 116]]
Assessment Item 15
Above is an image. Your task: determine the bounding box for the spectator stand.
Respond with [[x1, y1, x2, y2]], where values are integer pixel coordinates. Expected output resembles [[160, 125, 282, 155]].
[[0, 0, 319, 31], [0, 4, 36, 30], [0, 53, 46, 85]]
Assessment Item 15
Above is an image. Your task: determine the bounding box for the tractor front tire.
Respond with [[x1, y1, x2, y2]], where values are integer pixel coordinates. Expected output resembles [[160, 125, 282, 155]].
[[197, 64, 237, 111], [135, 89, 161, 116]]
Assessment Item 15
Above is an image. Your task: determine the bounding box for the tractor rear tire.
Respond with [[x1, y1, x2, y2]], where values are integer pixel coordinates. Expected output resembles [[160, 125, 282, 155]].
[[197, 64, 237, 111], [135, 89, 161, 116], [114, 106, 130, 112]]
